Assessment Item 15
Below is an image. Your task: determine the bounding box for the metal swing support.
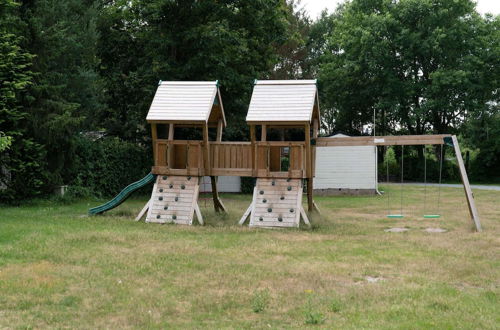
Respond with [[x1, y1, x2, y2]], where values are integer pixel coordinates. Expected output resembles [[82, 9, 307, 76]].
[[316, 134, 482, 232]]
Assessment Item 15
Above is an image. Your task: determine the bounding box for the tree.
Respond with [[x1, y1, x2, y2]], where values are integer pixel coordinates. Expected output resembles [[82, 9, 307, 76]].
[[318, 0, 499, 137], [97, 0, 289, 142], [18, 0, 102, 186], [0, 0, 47, 201], [271, 0, 312, 79]]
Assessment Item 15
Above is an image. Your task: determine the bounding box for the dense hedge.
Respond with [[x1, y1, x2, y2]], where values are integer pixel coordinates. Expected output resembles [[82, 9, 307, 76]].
[[66, 136, 152, 198]]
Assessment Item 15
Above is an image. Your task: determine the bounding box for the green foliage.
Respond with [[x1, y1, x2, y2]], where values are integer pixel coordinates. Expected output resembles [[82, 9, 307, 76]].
[[468, 110, 500, 182], [251, 288, 270, 313], [240, 177, 256, 194], [379, 147, 399, 179], [0, 133, 12, 151], [318, 0, 499, 136], [0, 0, 48, 202], [97, 0, 289, 142], [303, 292, 326, 325], [19, 0, 103, 185], [67, 136, 151, 198]]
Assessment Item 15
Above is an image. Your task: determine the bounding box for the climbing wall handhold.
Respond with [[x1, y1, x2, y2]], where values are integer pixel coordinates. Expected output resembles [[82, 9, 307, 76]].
[[259, 217, 263, 221], [278, 217, 283, 222], [267, 208, 272, 213], [169, 184, 173, 188], [272, 181, 275, 186], [162, 176, 168, 180], [181, 184, 185, 189], [174, 196, 179, 202], [280, 196, 285, 200], [290, 208, 294, 213], [287, 186, 292, 191], [187, 176, 191, 180], [287, 178, 291, 182], [164, 206, 168, 210], [262, 199, 267, 203], [172, 215, 177, 220], [259, 190, 264, 195], [159, 196, 163, 201], [156, 215, 161, 219], [159, 188, 163, 192]]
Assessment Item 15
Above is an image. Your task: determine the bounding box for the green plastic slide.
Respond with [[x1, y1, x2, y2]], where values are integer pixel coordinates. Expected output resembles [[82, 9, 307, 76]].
[[88, 172, 156, 215]]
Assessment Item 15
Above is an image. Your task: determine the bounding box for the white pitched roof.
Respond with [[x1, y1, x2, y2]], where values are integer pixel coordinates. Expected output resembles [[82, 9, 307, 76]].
[[146, 81, 219, 122], [246, 80, 318, 123]]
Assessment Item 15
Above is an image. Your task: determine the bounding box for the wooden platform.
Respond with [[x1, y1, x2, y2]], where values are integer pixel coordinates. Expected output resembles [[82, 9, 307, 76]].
[[145, 175, 203, 225], [239, 178, 310, 228]]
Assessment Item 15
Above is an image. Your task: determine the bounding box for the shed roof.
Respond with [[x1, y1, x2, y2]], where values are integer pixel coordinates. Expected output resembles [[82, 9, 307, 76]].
[[146, 81, 226, 126], [246, 80, 319, 124]]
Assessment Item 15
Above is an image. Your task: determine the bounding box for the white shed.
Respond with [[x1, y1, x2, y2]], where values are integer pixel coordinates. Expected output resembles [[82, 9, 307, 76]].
[[199, 176, 241, 193], [314, 134, 378, 195]]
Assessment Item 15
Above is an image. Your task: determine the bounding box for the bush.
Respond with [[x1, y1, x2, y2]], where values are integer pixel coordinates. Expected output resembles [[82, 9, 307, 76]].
[[240, 177, 255, 194], [67, 136, 151, 198]]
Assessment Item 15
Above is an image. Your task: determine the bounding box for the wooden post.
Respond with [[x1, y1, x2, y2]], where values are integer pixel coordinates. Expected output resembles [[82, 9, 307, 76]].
[[151, 123, 158, 164], [204, 123, 226, 212], [452, 135, 481, 232], [250, 125, 256, 176], [167, 123, 174, 167], [312, 119, 319, 177], [202, 124, 211, 175], [261, 124, 267, 141], [305, 123, 314, 211], [216, 119, 223, 141]]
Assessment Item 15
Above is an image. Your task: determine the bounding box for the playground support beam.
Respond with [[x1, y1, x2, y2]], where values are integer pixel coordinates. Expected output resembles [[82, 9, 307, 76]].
[[315, 134, 452, 147]]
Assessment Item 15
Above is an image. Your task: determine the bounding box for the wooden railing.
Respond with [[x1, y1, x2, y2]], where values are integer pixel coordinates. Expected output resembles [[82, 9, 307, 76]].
[[255, 141, 306, 178], [210, 142, 253, 176], [152, 140, 204, 176], [152, 140, 307, 178]]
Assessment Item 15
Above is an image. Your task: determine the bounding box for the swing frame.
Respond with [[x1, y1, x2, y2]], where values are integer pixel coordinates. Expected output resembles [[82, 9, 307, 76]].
[[316, 134, 482, 232]]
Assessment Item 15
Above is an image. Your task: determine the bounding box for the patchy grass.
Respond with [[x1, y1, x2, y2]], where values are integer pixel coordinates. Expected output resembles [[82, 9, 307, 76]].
[[0, 185, 498, 328]]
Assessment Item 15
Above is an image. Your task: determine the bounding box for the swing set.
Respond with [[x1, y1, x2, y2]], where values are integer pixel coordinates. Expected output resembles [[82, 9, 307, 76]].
[[385, 144, 444, 219], [316, 134, 482, 232]]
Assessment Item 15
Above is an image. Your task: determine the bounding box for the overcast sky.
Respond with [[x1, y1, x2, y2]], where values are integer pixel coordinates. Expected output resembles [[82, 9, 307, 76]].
[[300, 0, 500, 19]]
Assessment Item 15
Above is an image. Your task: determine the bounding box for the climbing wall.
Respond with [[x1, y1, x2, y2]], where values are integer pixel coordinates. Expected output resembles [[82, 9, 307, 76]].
[[146, 175, 200, 225], [249, 178, 303, 228]]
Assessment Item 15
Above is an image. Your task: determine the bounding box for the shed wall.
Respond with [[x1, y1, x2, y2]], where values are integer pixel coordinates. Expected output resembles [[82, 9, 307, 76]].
[[199, 176, 241, 193], [314, 146, 377, 190]]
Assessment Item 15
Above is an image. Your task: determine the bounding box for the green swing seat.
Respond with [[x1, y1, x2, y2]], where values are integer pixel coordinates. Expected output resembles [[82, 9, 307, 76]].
[[423, 214, 441, 218], [387, 214, 404, 219]]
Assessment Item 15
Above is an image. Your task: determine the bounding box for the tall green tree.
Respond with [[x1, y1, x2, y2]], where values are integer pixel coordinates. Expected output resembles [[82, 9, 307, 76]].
[[318, 0, 499, 136], [19, 0, 102, 186], [0, 0, 47, 201], [97, 0, 289, 142]]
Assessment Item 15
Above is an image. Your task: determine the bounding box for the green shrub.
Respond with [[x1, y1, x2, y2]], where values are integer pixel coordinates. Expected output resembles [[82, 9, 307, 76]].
[[67, 136, 151, 197], [240, 177, 255, 194], [251, 289, 270, 313]]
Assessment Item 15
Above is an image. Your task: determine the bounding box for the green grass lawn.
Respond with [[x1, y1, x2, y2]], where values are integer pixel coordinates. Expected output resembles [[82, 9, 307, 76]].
[[1, 185, 499, 328]]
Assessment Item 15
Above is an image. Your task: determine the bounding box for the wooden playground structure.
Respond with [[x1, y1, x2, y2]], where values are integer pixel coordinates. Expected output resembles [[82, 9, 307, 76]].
[[92, 79, 481, 231]]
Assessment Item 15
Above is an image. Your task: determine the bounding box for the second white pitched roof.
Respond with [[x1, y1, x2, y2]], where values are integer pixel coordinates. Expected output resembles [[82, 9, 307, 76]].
[[246, 80, 318, 123], [146, 81, 220, 123]]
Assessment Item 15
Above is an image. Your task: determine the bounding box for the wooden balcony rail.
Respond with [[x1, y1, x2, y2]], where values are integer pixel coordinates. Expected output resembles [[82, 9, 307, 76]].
[[209, 142, 253, 177], [152, 140, 308, 178], [254, 141, 306, 178], [152, 140, 204, 176]]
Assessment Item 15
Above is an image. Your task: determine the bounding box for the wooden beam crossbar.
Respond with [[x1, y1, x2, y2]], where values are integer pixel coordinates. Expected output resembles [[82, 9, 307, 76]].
[[316, 134, 452, 147]]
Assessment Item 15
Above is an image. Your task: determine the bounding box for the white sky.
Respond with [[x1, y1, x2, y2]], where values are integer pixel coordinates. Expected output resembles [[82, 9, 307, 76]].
[[300, 0, 500, 19]]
